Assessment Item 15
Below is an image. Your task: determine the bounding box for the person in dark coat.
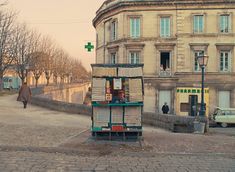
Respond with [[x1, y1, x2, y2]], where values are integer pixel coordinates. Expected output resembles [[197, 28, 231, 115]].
[[17, 82, 32, 108], [162, 102, 169, 114]]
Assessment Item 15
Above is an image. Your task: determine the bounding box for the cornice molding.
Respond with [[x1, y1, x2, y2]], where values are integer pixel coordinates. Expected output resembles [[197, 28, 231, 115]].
[[215, 43, 235, 46], [93, 0, 235, 27], [124, 43, 145, 48], [155, 43, 176, 50]]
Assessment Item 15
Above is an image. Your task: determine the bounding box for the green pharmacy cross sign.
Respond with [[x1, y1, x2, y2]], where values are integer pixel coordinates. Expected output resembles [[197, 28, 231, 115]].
[[85, 42, 94, 52]]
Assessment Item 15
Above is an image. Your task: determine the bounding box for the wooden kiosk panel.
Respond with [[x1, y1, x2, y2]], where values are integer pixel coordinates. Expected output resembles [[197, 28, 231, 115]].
[[91, 64, 144, 140]]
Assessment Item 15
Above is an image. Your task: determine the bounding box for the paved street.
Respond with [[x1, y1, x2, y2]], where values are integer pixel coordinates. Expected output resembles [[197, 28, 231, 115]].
[[0, 94, 235, 172]]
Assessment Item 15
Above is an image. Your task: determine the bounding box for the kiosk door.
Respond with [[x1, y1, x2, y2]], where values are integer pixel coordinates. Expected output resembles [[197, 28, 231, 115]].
[[189, 95, 198, 116]]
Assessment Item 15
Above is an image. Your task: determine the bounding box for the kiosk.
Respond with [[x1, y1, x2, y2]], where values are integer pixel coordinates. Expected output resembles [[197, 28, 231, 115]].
[[91, 64, 144, 140]]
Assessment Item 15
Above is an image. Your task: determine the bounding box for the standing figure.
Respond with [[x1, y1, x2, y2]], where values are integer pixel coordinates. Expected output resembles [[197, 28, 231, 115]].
[[17, 82, 32, 109], [162, 102, 169, 114]]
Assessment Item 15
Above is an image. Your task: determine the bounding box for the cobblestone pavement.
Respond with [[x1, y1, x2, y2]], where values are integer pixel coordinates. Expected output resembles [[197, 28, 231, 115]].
[[0, 151, 234, 172], [0, 94, 235, 172]]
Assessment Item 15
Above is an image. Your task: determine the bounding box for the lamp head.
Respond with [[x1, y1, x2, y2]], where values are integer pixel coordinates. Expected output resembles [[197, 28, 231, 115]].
[[197, 54, 209, 67]]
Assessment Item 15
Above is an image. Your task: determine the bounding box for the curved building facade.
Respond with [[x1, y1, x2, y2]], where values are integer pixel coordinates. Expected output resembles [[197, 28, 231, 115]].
[[93, 0, 235, 116]]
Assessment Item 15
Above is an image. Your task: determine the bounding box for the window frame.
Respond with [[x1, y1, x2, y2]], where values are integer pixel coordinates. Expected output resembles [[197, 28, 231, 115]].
[[193, 14, 205, 34], [194, 50, 204, 72], [219, 14, 232, 33], [129, 16, 141, 38], [160, 16, 171, 38], [219, 50, 231, 72], [110, 52, 117, 64], [129, 51, 140, 64], [110, 19, 118, 41]]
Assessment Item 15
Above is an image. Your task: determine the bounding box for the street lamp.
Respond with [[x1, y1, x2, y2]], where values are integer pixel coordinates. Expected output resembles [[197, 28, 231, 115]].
[[197, 54, 209, 116]]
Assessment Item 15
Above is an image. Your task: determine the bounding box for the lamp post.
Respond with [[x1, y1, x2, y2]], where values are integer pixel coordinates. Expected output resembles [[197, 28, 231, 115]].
[[197, 55, 209, 116]]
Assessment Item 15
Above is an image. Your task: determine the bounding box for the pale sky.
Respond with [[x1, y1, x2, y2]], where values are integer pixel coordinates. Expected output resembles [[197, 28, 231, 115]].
[[6, 0, 106, 71]]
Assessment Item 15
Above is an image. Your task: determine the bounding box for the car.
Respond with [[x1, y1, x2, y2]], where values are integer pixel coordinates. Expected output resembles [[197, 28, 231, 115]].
[[3, 76, 21, 90], [212, 107, 235, 128]]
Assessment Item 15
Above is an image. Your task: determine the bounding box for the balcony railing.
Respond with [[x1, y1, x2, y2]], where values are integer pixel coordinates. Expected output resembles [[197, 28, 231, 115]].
[[159, 68, 171, 77]]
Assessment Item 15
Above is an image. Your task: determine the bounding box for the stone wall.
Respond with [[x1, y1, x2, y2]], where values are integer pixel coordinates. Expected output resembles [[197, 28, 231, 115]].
[[31, 85, 207, 133], [143, 112, 204, 133], [31, 96, 91, 116]]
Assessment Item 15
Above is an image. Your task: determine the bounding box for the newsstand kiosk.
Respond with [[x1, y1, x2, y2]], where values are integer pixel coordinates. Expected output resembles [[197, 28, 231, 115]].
[[91, 64, 144, 140]]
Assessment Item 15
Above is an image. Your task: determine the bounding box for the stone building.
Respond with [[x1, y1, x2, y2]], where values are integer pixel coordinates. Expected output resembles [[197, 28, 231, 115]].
[[93, 0, 235, 116]]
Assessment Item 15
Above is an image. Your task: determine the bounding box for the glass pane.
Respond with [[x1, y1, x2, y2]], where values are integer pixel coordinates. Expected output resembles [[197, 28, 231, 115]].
[[130, 19, 134, 37], [220, 52, 224, 71], [194, 15, 203, 33], [199, 16, 203, 32], [166, 18, 170, 36], [131, 53, 134, 64], [160, 18, 164, 36], [136, 53, 140, 64], [136, 18, 140, 37], [225, 53, 228, 70], [220, 16, 224, 32]]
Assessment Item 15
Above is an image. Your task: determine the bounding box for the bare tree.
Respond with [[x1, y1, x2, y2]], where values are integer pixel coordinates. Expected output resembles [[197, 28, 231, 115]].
[[39, 36, 56, 86], [70, 59, 89, 83], [0, 0, 8, 7], [27, 30, 43, 87], [58, 50, 69, 84], [0, 10, 16, 90], [12, 24, 34, 84]]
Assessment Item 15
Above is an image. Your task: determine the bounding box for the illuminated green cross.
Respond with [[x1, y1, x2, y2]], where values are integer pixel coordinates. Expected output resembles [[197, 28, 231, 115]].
[[85, 42, 94, 52]]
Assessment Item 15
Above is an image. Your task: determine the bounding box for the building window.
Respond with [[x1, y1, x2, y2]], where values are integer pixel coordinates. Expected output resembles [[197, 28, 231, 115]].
[[194, 51, 204, 71], [110, 52, 117, 64], [130, 18, 140, 38], [160, 52, 170, 71], [220, 51, 231, 72], [160, 17, 170, 37], [193, 15, 204, 33], [220, 14, 231, 33], [111, 20, 117, 41], [129, 52, 140, 64]]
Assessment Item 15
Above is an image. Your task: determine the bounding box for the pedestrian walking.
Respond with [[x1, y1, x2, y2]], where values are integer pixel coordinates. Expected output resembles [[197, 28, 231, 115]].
[[17, 82, 32, 109], [162, 102, 169, 114]]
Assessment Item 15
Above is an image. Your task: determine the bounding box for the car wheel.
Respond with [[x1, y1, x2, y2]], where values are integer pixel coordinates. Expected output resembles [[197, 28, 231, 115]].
[[221, 123, 228, 128]]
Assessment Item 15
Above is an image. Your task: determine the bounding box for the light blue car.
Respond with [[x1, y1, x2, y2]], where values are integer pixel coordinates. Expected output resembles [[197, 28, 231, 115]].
[[212, 107, 235, 128], [3, 76, 21, 89]]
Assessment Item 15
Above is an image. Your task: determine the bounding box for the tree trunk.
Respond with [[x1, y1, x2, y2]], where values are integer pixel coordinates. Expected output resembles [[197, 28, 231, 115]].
[[46, 78, 49, 86], [36, 78, 38, 88], [0, 71, 3, 91], [20, 77, 25, 85]]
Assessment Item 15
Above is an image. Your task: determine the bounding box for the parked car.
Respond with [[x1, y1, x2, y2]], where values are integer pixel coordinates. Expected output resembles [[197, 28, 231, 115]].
[[3, 76, 21, 90], [212, 107, 235, 128]]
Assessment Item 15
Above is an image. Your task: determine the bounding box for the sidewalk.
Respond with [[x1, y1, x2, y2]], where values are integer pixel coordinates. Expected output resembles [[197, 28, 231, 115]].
[[0, 94, 235, 171]]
